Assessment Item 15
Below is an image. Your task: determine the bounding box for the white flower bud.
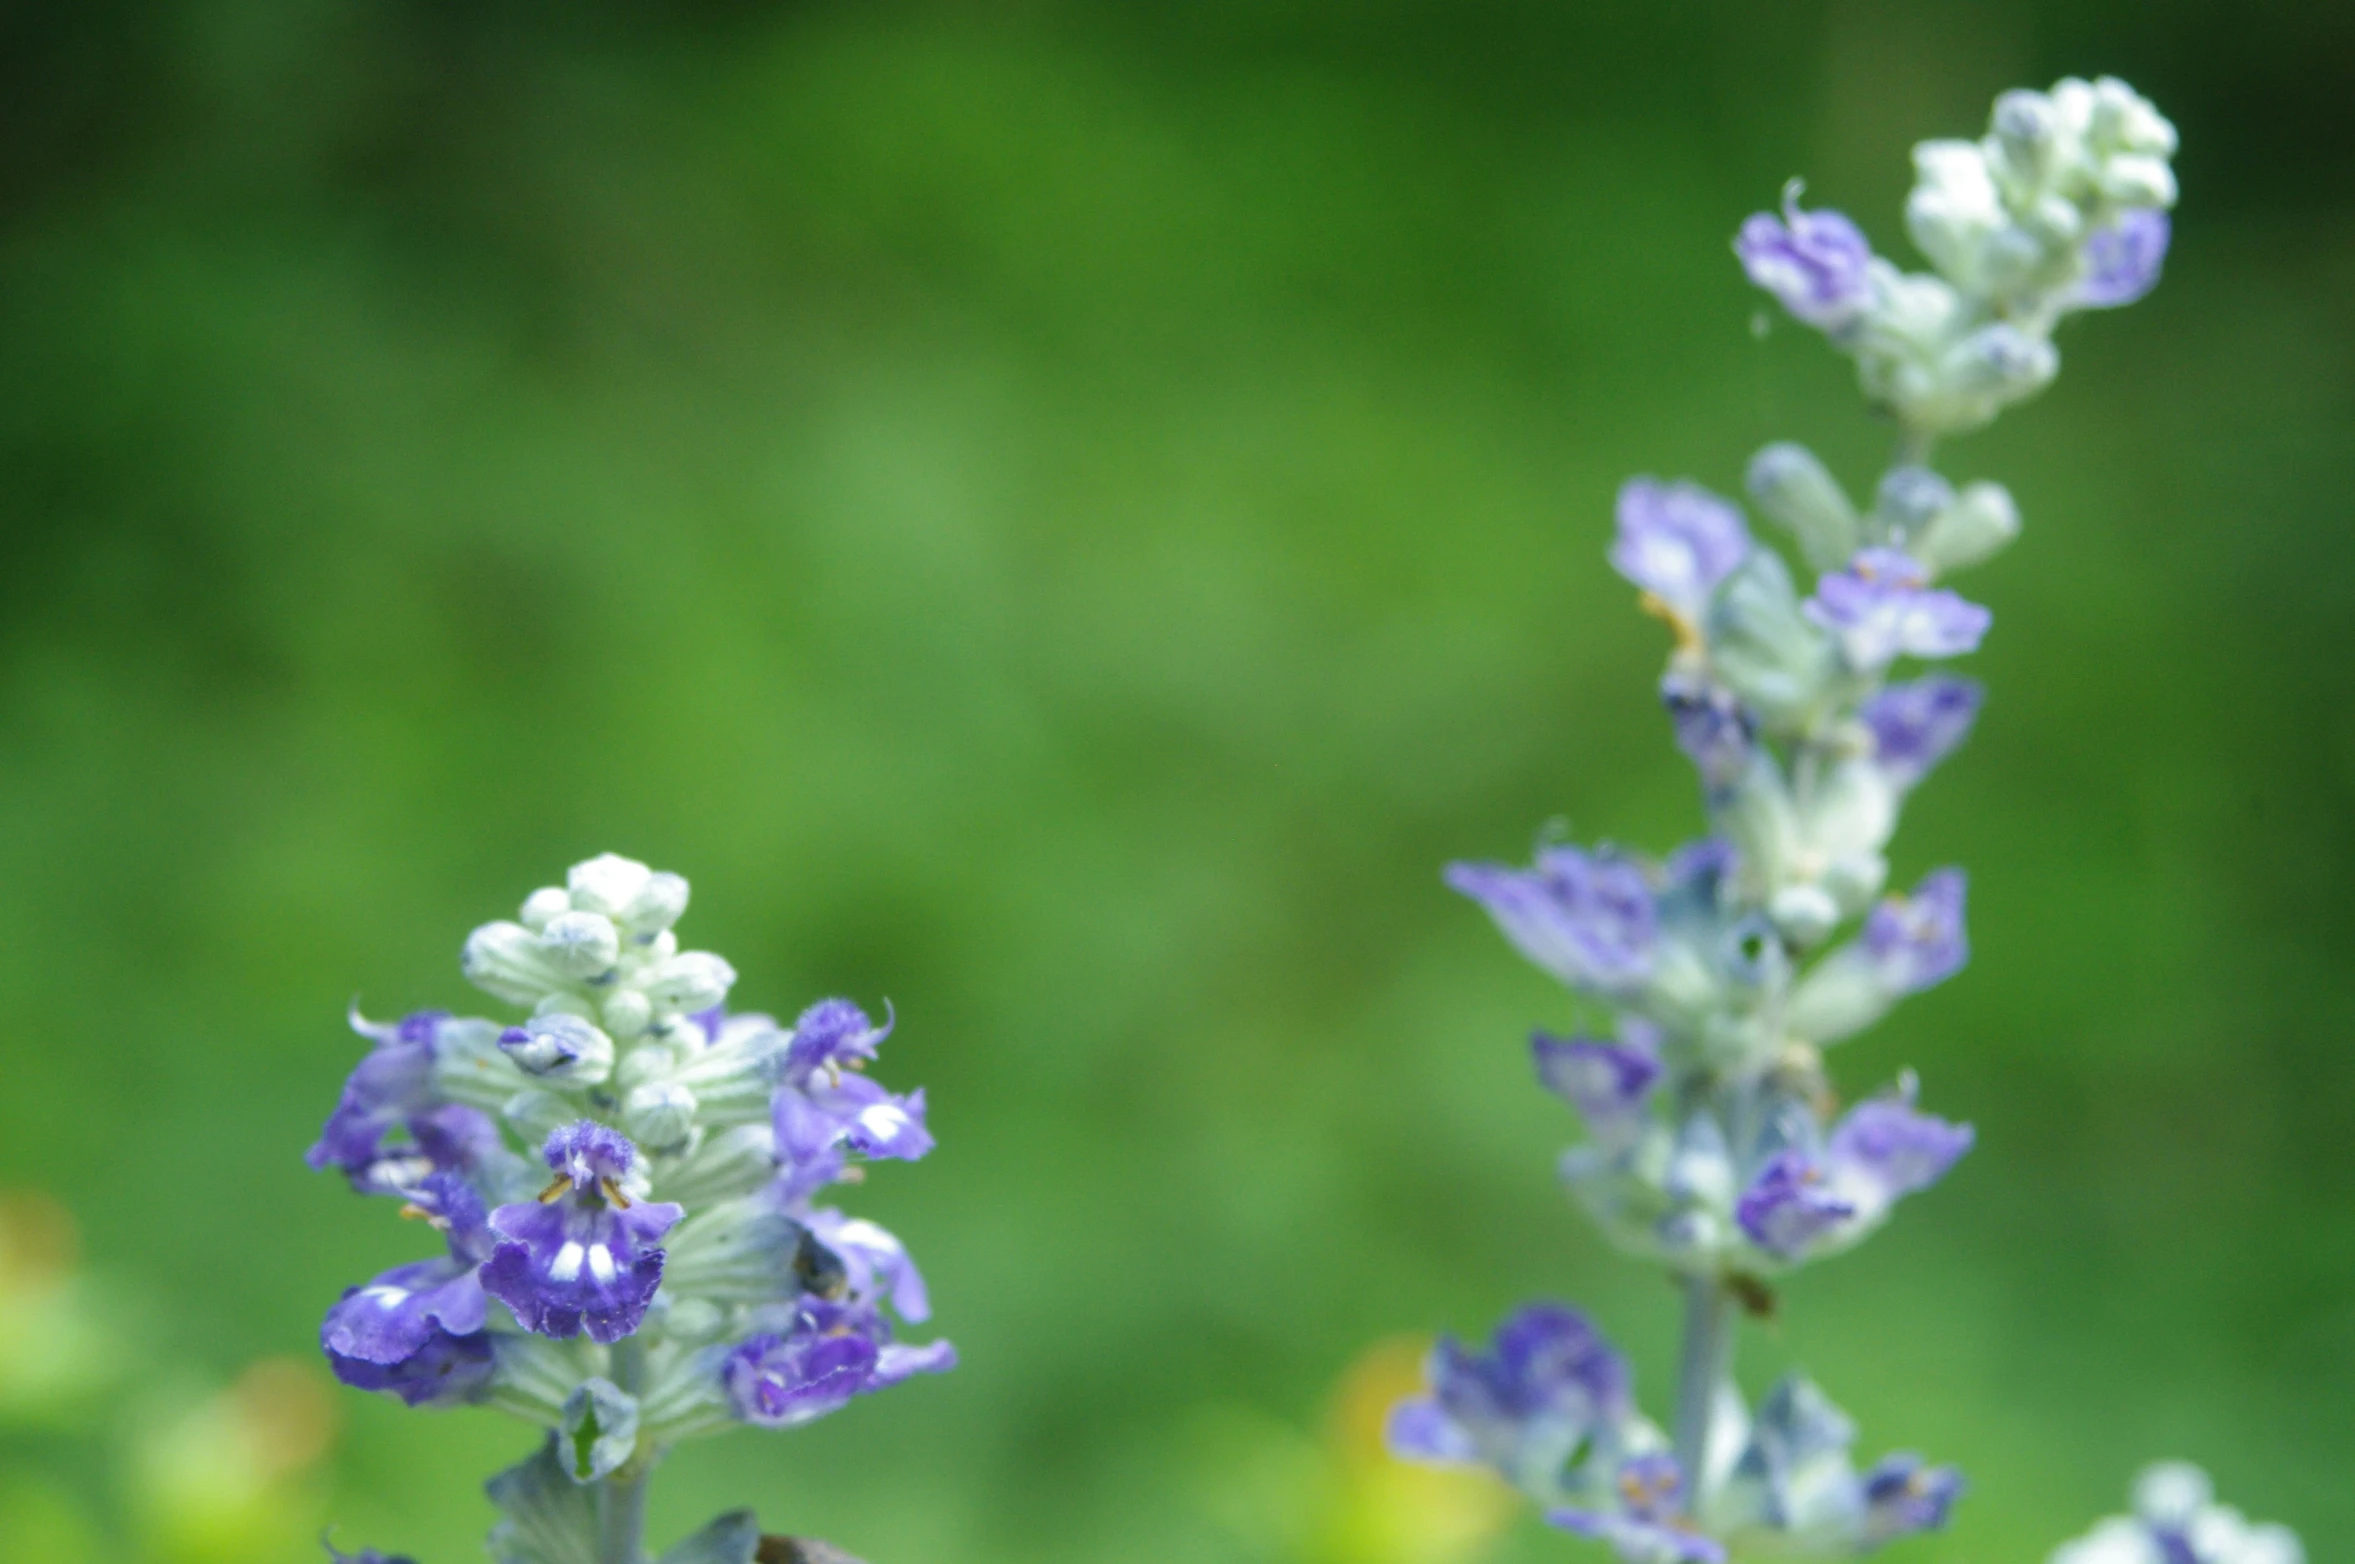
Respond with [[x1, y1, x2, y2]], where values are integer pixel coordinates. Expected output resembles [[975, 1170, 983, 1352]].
[[1816, 851, 1889, 917], [1875, 466, 1955, 541], [619, 872, 690, 943], [2088, 77, 2177, 158], [1745, 442, 1859, 571], [1914, 480, 2020, 575], [1799, 758, 1899, 874], [1897, 323, 2057, 433], [615, 1038, 680, 1090], [559, 1378, 641, 1483], [1988, 89, 2063, 192], [462, 920, 570, 1006], [519, 886, 571, 933], [1785, 947, 1895, 1044], [1768, 883, 1841, 948], [600, 987, 654, 1041], [641, 951, 736, 1017], [2097, 153, 2176, 210], [1905, 141, 2003, 290], [2132, 1463, 2213, 1526], [538, 911, 621, 982], [500, 1013, 615, 1085], [1703, 551, 1840, 733], [565, 853, 654, 919], [1665, 1112, 1736, 1209], [1711, 760, 1806, 918], [622, 1082, 698, 1153]]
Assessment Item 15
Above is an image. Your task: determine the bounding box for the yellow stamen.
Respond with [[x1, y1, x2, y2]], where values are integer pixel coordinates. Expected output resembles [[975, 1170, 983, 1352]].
[[599, 1176, 633, 1210], [1637, 590, 1704, 655], [536, 1175, 571, 1205]]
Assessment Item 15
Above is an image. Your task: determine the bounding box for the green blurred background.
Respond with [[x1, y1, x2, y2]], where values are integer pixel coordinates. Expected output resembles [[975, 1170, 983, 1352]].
[[0, 0, 2350, 1559]]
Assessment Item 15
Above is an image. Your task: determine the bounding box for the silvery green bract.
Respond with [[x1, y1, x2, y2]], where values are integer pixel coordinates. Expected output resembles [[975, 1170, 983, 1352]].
[[309, 852, 944, 1564], [1389, 76, 2301, 1564]]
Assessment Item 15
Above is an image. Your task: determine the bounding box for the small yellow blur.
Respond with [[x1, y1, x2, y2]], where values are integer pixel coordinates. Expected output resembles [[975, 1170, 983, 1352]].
[[1191, 1335, 1518, 1564]]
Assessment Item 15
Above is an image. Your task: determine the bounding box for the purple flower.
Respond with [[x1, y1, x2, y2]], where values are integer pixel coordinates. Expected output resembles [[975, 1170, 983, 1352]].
[[772, 1001, 933, 1203], [1737, 190, 1876, 333], [1662, 674, 1756, 791], [1829, 1096, 1974, 1195], [320, 1177, 496, 1406], [802, 1209, 933, 1323], [724, 1297, 957, 1430], [1861, 677, 1983, 789], [307, 1010, 450, 1183], [1610, 479, 1752, 621], [1804, 549, 1991, 670], [2077, 210, 2170, 309], [1534, 1027, 1661, 1148], [480, 1123, 682, 1343], [1737, 1095, 1974, 1262], [1446, 846, 1658, 994], [1663, 837, 1739, 895], [1550, 1453, 1728, 1564], [1735, 1151, 1858, 1258], [1863, 1453, 1966, 1544], [1386, 1303, 1632, 1490], [1863, 870, 1969, 993]]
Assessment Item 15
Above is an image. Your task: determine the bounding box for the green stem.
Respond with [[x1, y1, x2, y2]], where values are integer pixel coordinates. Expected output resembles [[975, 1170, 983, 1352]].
[[599, 1339, 652, 1564], [1671, 1273, 1734, 1514]]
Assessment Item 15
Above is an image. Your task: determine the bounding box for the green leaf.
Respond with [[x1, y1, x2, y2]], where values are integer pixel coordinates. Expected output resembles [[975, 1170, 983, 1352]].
[[485, 1435, 600, 1564]]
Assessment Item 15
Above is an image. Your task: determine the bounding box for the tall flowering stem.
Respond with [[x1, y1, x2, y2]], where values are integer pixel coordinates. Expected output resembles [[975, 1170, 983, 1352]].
[[1386, 77, 2297, 1564], [307, 853, 952, 1564]]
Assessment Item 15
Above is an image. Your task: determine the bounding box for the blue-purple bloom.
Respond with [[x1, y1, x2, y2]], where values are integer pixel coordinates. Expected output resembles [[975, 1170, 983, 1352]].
[[1551, 1453, 1728, 1564], [321, 1173, 496, 1406], [1611, 480, 1752, 621], [1736, 191, 1876, 334], [723, 1296, 958, 1430], [1534, 1027, 1661, 1149], [802, 1208, 933, 1322], [2077, 209, 2170, 309], [1804, 549, 1991, 670], [1863, 1453, 1967, 1545], [1386, 1303, 1632, 1490], [481, 1123, 682, 1344], [1863, 870, 1969, 993], [307, 1009, 450, 1183], [1736, 1095, 1974, 1261], [1662, 674, 1755, 791], [1446, 846, 1658, 994], [1861, 676, 1983, 789], [772, 1000, 933, 1204]]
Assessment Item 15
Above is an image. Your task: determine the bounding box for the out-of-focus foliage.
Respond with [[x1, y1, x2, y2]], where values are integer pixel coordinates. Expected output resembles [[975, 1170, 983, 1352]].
[[0, 1193, 339, 1563], [0, 2, 2348, 1561]]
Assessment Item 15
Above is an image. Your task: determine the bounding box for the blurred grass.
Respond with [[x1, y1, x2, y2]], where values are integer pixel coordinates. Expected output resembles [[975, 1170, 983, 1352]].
[[0, 1, 2350, 1559]]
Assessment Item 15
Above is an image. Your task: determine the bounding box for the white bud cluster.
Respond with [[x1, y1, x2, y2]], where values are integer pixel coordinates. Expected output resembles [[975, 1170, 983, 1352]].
[[442, 853, 783, 1171], [1811, 78, 2178, 437]]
